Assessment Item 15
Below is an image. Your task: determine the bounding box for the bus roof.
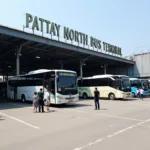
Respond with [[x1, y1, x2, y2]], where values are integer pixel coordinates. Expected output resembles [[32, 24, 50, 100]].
[[8, 69, 76, 80], [80, 74, 129, 80], [28, 69, 76, 75], [93, 74, 129, 78]]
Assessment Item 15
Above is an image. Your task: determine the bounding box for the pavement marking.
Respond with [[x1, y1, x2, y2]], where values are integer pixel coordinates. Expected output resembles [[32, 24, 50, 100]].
[[72, 118, 150, 150], [7, 102, 145, 122], [65, 109, 144, 122], [0, 112, 40, 130]]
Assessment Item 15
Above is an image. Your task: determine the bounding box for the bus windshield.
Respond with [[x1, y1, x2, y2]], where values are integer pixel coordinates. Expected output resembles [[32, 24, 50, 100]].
[[57, 72, 78, 95], [142, 80, 149, 90], [130, 80, 141, 88], [121, 77, 131, 92]]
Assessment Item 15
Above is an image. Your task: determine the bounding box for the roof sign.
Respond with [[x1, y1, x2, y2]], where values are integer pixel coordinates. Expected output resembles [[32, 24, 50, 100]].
[[25, 13, 122, 56]]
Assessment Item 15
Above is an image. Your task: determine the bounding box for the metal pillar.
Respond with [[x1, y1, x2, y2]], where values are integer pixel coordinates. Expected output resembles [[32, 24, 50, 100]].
[[16, 42, 29, 76], [80, 59, 88, 78], [104, 64, 108, 74], [16, 54, 20, 76], [16, 44, 25, 75], [80, 60, 83, 78]]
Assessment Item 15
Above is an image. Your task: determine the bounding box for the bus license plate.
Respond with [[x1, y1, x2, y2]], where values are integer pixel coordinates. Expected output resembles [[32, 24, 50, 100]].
[[68, 100, 72, 103]]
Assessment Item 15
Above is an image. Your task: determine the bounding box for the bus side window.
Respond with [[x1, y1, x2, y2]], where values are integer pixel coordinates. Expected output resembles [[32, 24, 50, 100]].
[[89, 79, 99, 86], [82, 79, 89, 87], [99, 78, 108, 86], [78, 80, 81, 86], [109, 78, 115, 88], [34, 80, 43, 86]]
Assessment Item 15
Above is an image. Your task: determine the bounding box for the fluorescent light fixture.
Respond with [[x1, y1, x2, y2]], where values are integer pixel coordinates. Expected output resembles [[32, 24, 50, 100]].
[[36, 56, 40, 59]]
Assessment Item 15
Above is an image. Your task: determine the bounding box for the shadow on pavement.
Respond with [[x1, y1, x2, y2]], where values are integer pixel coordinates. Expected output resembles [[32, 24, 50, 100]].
[[114, 98, 138, 101], [51, 103, 92, 109], [0, 97, 32, 110], [0, 96, 92, 110], [80, 97, 139, 102]]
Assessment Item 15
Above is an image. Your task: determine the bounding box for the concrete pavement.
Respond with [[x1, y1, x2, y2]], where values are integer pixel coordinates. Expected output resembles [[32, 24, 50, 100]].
[[0, 98, 150, 150]]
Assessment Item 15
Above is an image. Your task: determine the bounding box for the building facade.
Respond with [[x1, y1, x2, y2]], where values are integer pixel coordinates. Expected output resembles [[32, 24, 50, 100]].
[[125, 52, 150, 78]]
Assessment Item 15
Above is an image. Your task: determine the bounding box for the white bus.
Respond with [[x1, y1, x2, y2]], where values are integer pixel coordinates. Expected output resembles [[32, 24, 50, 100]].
[[78, 74, 131, 100], [7, 69, 79, 104]]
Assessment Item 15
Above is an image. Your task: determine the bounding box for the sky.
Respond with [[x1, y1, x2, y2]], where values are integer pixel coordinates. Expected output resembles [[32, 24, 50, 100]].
[[0, 0, 150, 56]]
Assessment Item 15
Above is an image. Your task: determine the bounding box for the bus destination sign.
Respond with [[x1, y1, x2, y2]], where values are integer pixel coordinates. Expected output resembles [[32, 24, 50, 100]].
[[25, 13, 122, 56]]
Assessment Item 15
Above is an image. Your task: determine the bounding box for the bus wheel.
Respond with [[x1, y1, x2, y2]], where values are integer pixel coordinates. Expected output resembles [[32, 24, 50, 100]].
[[21, 95, 26, 103], [83, 93, 88, 99], [109, 93, 115, 100]]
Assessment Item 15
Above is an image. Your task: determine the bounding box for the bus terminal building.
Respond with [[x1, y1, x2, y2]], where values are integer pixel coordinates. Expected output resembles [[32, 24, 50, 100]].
[[0, 13, 134, 79]]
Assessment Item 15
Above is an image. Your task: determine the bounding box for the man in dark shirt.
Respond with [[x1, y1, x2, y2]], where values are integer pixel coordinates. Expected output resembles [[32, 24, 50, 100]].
[[94, 88, 100, 110], [38, 88, 44, 112]]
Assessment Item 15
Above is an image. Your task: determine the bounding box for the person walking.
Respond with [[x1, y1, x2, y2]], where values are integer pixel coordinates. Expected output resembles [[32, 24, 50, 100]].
[[140, 87, 144, 100], [44, 89, 50, 112], [136, 88, 140, 98], [38, 88, 44, 113], [94, 88, 100, 110]]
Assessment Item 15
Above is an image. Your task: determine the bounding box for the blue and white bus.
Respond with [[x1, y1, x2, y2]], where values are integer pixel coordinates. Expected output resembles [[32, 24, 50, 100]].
[[129, 78, 148, 97]]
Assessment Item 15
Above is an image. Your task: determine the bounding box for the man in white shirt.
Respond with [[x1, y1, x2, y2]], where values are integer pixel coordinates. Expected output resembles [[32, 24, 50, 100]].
[[136, 89, 140, 98], [140, 88, 144, 100]]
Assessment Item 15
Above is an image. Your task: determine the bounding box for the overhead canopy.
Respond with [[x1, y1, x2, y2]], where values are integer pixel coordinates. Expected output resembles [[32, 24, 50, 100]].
[[0, 25, 134, 76]]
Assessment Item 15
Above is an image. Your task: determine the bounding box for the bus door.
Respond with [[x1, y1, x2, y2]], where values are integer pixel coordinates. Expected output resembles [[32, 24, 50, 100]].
[[43, 80, 51, 91], [14, 86, 17, 100], [7, 80, 15, 100], [43, 72, 56, 103]]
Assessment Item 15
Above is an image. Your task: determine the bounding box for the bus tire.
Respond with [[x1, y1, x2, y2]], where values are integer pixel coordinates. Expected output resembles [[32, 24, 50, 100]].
[[108, 93, 115, 100], [21, 95, 26, 103], [83, 93, 88, 99]]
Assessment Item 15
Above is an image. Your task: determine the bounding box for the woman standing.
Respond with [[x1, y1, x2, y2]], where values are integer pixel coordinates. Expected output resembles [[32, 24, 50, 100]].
[[32, 92, 38, 113]]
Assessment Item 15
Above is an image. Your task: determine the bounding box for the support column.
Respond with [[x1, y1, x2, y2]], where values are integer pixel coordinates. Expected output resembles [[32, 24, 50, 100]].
[[16, 54, 20, 76], [80, 60, 83, 78], [16, 45, 23, 76], [104, 64, 108, 74]]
